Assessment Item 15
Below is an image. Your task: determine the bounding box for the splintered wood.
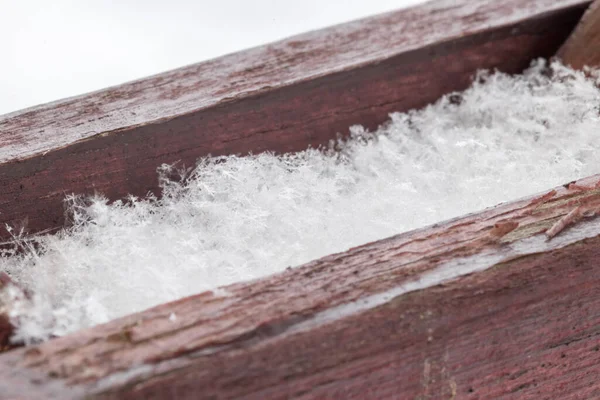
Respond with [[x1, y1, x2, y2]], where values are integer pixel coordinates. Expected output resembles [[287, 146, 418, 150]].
[[527, 189, 557, 207], [546, 206, 584, 239], [489, 221, 520, 239], [544, 182, 600, 240]]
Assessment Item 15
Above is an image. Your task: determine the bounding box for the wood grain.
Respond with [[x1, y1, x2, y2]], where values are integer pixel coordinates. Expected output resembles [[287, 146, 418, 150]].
[[558, 0, 600, 68], [2, 173, 600, 399], [0, 0, 590, 242], [0, 0, 598, 397]]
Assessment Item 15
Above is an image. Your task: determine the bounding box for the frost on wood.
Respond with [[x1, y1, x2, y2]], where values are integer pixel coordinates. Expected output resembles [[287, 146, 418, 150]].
[[2, 60, 600, 344]]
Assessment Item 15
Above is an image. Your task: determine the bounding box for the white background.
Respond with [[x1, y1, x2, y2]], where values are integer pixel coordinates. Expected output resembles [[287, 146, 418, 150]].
[[0, 0, 425, 116]]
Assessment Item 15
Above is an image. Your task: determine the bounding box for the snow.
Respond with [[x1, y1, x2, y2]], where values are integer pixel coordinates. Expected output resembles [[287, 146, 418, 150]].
[[2, 60, 600, 343]]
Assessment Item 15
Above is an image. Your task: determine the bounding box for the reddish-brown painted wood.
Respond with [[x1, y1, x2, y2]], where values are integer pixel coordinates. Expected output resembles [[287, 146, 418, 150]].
[[1, 0, 599, 398], [2, 173, 600, 399], [558, 0, 600, 68], [0, 0, 590, 242]]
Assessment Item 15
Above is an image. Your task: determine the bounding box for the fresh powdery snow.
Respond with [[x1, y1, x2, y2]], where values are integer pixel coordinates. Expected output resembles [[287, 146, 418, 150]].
[[2, 60, 600, 343]]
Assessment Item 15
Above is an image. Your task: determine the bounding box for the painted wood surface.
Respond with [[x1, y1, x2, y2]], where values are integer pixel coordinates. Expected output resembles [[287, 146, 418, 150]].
[[0, 0, 590, 242], [2, 174, 600, 399], [1, 0, 598, 398], [558, 0, 600, 68]]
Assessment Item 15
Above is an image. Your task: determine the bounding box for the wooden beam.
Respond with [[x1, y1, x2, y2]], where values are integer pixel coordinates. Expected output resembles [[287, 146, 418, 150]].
[[2, 174, 600, 398], [558, 0, 600, 68], [0, 0, 589, 242]]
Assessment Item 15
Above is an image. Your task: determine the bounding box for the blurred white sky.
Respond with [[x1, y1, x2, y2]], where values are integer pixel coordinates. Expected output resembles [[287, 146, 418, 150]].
[[0, 0, 425, 116]]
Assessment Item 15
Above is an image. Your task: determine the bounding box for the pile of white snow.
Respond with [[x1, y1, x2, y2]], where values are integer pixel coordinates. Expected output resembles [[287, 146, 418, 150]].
[[2, 60, 600, 343]]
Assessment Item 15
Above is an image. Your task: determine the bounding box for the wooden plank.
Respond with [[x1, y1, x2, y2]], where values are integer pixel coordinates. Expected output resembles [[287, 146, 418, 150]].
[[0, 0, 590, 242], [558, 0, 600, 68], [2, 174, 600, 398]]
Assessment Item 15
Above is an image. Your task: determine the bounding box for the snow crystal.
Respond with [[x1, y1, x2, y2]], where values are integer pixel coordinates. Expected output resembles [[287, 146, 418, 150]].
[[2, 60, 600, 343]]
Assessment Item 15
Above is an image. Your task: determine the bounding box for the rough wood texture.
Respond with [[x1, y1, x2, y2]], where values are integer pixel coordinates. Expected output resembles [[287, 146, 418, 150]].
[[0, 0, 598, 397], [0, 0, 590, 242], [2, 174, 600, 399], [558, 0, 600, 68]]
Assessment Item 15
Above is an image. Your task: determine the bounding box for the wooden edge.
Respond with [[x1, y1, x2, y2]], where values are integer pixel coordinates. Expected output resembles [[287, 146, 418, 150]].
[[0, 0, 590, 242], [1, 174, 600, 398], [558, 0, 600, 68]]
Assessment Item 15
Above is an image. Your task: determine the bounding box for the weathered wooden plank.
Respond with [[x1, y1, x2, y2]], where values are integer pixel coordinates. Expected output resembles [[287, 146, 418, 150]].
[[2, 173, 600, 399], [558, 0, 600, 68], [0, 0, 589, 242]]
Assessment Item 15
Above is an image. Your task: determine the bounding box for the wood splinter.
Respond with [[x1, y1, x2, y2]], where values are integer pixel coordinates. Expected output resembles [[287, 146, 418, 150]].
[[545, 205, 600, 240], [528, 189, 557, 207], [546, 206, 583, 239], [489, 221, 519, 239]]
